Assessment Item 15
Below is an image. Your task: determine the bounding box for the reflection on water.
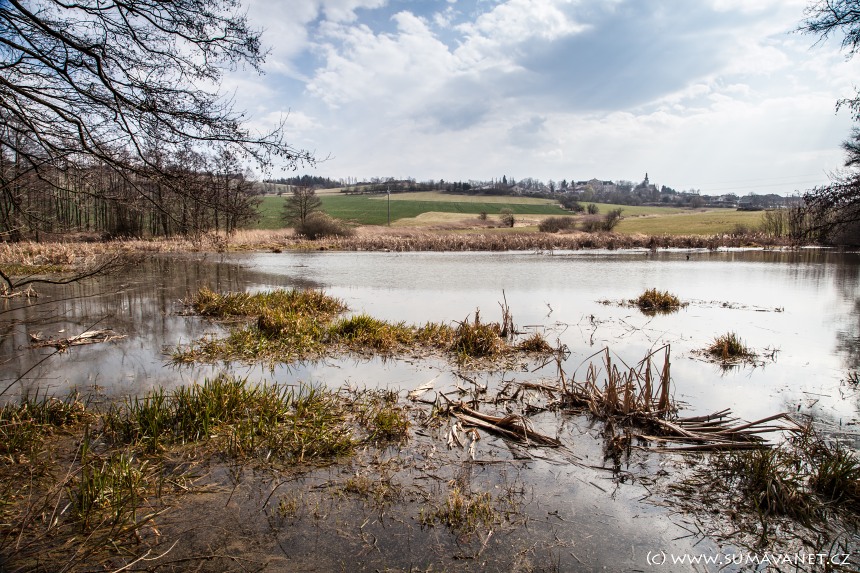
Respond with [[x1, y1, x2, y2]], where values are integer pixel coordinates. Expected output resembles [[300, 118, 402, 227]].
[[0, 248, 858, 427]]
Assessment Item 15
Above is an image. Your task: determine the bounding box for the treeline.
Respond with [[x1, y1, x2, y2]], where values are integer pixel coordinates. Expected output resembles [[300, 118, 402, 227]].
[[0, 143, 259, 240], [276, 173, 800, 210], [267, 175, 342, 189]]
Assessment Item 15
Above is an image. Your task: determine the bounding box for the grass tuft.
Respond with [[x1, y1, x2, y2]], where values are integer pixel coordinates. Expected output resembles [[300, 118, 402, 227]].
[[707, 332, 756, 362], [724, 447, 808, 519], [420, 486, 498, 534], [192, 286, 346, 319], [517, 332, 553, 353], [0, 393, 88, 459], [633, 288, 683, 313], [450, 311, 506, 358]]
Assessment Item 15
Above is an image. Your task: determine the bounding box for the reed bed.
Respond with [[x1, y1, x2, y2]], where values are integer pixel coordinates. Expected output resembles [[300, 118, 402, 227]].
[[282, 230, 787, 252], [0, 230, 794, 267]]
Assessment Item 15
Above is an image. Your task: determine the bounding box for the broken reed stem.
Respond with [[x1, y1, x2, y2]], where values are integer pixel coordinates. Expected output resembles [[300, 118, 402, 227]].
[[571, 344, 674, 420]]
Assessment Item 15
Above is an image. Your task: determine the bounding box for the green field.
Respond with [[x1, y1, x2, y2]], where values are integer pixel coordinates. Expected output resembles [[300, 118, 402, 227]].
[[256, 192, 766, 235], [257, 193, 569, 228], [616, 209, 763, 235]]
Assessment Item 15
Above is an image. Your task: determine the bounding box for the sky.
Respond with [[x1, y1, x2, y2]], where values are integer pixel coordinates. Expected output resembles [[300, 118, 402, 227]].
[[225, 0, 860, 196]]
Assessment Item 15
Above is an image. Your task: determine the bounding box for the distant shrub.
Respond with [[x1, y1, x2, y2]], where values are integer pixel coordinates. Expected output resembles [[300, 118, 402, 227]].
[[295, 213, 355, 240], [579, 209, 623, 233], [731, 223, 751, 237], [603, 208, 623, 231], [478, 211, 488, 221], [580, 216, 602, 232], [587, 203, 599, 215], [538, 216, 575, 233], [559, 195, 584, 212], [499, 209, 515, 228]]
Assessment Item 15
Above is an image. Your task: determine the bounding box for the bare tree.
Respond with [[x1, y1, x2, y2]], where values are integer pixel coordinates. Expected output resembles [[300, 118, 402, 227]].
[[799, 1, 860, 242], [801, 1, 860, 119], [282, 187, 322, 226], [0, 0, 313, 237]]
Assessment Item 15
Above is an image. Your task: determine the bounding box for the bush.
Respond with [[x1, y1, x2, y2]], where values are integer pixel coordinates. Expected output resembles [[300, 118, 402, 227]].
[[295, 213, 355, 240], [587, 203, 599, 215], [579, 209, 623, 232], [478, 211, 488, 221], [538, 216, 575, 233], [580, 216, 602, 232], [499, 209, 515, 228], [603, 208, 623, 231], [559, 195, 584, 212]]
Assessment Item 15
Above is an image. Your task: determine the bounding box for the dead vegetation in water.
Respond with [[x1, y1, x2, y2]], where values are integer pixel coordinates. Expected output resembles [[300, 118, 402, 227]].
[[665, 426, 860, 554], [175, 288, 554, 366]]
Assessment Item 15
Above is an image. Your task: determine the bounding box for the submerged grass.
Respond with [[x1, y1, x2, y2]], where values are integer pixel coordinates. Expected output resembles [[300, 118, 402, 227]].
[[420, 487, 498, 535]]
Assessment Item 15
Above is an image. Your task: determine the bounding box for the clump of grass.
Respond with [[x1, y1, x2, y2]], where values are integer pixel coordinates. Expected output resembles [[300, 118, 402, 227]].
[[808, 442, 860, 510], [0, 393, 88, 459], [680, 427, 860, 539], [104, 375, 356, 461], [191, 287, 346, 320], [328, 314, 415, 351], [450, 311, 506, 358], [350, 389, 411, 442], [420, 486, 498, 534], [707, 332, 756, 362], [517, 332, 552, 353], [723, 447, 809, 519], [633, 288, 683, 313]]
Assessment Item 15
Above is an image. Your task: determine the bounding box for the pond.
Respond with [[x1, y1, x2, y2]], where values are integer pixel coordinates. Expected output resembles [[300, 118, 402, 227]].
[[5, 248, 857, 425], [1, 247, 858, 571]]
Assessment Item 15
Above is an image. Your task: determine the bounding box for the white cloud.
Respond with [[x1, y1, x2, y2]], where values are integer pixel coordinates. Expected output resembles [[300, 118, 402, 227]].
[[230, 0, 857, 194], [320, 0, 388, 23]]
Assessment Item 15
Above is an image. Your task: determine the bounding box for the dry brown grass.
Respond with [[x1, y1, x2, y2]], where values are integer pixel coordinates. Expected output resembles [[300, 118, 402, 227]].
[[0, 227, 794, 264]]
